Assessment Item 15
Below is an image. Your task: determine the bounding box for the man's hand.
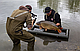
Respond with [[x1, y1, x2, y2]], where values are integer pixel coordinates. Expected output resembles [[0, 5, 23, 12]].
[[27, 24, 33, 30], [56, 23, 60, 26], [28, 27, 32, 30]]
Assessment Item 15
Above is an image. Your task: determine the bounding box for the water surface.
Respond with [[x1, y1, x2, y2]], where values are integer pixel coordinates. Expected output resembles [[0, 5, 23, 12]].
[[0, 0, 80, 51]]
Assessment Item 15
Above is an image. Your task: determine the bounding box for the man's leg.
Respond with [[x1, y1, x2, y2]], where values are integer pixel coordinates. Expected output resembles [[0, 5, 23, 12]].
[[12, 43, 21, 51], [8, 34, 20, 45], [27, 40, 35, 51], [14, 30, 35, 51]]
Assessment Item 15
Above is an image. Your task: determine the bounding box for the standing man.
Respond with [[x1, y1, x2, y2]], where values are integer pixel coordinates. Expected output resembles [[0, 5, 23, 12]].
[[44, 7, 62, 29], [6, 5, 35, 51]]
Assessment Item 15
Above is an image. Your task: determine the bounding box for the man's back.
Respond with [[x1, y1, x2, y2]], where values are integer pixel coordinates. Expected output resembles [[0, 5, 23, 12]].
[[8, 9, 32, 33]]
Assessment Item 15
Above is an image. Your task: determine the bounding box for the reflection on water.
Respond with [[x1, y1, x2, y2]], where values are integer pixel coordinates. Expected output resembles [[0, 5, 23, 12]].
[[34, 34, 68, 46], [37, 0, 59, 11], [37, 0, 80, 12], [68, 0, 80, 12]]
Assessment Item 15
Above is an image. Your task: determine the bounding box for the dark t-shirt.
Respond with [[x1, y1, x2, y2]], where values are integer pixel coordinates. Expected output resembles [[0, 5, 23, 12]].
[[44, 9, 61, 27]]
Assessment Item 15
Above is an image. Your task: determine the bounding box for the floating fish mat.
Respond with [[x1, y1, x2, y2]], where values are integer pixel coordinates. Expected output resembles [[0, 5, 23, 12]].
[[28, 25, 69, 39]]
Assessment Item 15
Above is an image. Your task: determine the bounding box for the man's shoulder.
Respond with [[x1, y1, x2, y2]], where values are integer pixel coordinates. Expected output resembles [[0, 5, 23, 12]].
[[51, 9, 56, 14], [13, 9, 19, 11], [14, 9, 27, 12], [51, 9, 55, 12], [51, 9, 60, 15]]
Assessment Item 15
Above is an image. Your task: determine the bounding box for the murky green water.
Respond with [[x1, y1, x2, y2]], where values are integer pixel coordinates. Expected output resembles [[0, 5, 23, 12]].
[[0, 0, 80, 51]]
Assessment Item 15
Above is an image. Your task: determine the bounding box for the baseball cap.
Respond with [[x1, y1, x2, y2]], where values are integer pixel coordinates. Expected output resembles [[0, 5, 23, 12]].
[[45, 7, 51, 13]]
